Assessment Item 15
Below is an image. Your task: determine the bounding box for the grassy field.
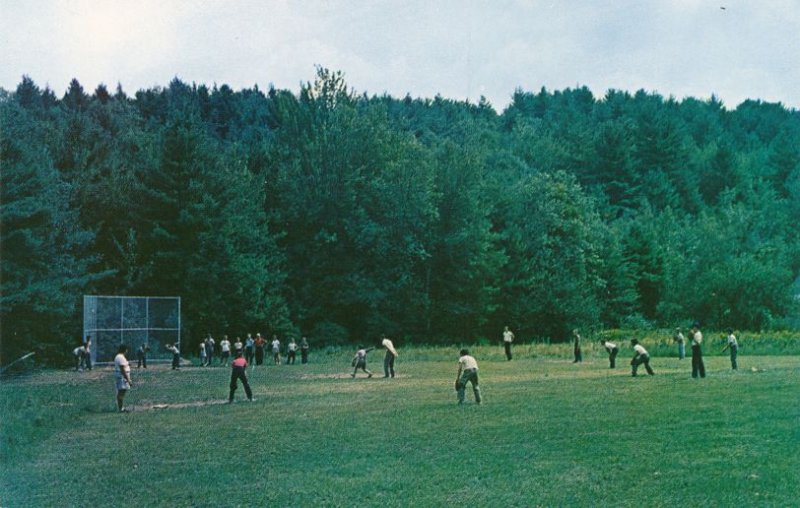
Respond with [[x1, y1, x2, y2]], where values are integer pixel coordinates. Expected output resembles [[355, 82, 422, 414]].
[[1, 345, 798, 507]]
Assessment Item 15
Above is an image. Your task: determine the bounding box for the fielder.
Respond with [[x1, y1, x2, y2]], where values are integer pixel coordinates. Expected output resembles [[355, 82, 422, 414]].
[[456, 349, 481, 405], [630, 339, 655, 377], [721, 328, 738, 370], [600, 339, 619, 368]]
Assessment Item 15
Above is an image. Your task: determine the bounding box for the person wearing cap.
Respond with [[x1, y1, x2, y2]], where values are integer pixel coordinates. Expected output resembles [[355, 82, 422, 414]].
[[630, 339, 654, 376], [600, 339, 619, 368], [689, 323, 706, 378], [456, 349, 481, 404], [381, 335, 398, 378], [673, 327, 686, 360], [721, 328, 738, 370]]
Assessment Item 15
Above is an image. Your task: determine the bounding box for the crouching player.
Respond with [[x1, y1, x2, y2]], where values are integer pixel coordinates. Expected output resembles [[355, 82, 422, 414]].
[[630, 339, 655, 377], [229, 351, 253, 403], [456, 349, 481, 405], [600, 339, 619, 368]]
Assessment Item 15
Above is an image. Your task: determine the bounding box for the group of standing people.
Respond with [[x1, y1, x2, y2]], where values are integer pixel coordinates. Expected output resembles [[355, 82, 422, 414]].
[[198, 334, 310, 367]]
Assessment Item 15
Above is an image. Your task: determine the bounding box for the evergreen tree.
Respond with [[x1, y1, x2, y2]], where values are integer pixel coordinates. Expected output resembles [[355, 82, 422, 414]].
[[1, 96, 98, 362]]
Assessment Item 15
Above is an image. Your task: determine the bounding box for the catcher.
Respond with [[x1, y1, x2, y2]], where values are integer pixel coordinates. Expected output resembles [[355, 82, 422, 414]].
[[455, 349, 481, 405]]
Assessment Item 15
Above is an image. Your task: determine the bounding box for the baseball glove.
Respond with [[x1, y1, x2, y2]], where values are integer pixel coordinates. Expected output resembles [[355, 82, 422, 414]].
[[454, 379, 462, 391]]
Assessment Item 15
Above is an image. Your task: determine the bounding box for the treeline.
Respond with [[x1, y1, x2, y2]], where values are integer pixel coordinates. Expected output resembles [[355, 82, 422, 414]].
[[2, 68, 799, 362]]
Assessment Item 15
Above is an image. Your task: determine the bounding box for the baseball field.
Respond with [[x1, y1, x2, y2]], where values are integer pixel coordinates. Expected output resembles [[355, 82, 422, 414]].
[[1, 344, 798, 507]]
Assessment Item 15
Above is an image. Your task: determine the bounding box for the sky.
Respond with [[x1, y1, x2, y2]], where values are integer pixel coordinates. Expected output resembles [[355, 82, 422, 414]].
[[1, 0, 798, 111]]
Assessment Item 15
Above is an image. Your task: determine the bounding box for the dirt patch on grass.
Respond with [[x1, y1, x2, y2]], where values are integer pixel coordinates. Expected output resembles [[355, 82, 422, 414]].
[[132, 399, 230, 411], [299, 373, 410, 380]]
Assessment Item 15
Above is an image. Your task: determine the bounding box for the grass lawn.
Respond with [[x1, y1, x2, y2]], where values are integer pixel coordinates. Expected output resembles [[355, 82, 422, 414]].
[[1, 346, 798, 507]]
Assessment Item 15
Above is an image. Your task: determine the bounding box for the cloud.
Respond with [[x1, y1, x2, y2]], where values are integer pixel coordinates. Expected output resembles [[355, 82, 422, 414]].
[[0, 0, 797, 108]]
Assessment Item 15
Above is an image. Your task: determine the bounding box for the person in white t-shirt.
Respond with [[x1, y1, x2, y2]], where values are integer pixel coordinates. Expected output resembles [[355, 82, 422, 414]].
[[73, 344, 86, 371], [271, 336, 281, 365], [721, 328, 738, 370], [166, 343, 181, 370], [351, 346, 374, 378], [690, 323, 706, 378], [502, 326, 515, 361], [286, 337, 298, 364], [220, 336, 231, 366], [456, 349, 481, 405], [600, 339, 619, 368], [381, 335, 398, 378], [630, 339, 654, 376], [114, 345, 132, 412]]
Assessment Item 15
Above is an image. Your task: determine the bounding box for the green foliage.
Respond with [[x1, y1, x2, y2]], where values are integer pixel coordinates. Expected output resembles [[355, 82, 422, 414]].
[[1, 72, 799, 364], [497, 170, 605, 338], [0, 95, 101, 362]]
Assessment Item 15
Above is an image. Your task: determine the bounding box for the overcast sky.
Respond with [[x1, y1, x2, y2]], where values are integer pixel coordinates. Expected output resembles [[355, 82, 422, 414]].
[[1, 0, 798, 111]]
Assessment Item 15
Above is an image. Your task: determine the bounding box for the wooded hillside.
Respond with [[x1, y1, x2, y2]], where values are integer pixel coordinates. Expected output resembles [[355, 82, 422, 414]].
[[2, 68, 798, 361]]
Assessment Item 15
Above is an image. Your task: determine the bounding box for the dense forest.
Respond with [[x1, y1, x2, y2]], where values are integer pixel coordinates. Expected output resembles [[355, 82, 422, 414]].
[[2, 68, 799, 362]]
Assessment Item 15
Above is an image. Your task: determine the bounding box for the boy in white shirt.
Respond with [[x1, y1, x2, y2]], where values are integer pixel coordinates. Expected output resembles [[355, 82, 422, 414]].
[[456, 349, 481, 405], [600, 339, 619, 369], [220, 336, 231, 366], [351, 345, 374, 378], [721, 328, 738, 370], [502, 326, 515, 361], [630, 339, 654, 376]]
